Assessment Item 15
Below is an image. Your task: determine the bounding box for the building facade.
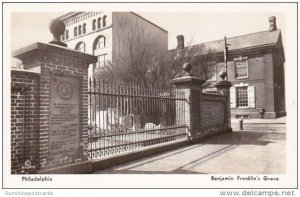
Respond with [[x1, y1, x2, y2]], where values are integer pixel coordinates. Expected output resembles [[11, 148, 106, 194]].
[[57, 12, 168, 79], [58, 12, 286, 119], [173, 16, 286, 119]]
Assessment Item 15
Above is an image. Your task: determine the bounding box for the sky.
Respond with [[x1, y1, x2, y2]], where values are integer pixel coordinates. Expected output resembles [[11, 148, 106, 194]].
[[11, 11, 286, 51]]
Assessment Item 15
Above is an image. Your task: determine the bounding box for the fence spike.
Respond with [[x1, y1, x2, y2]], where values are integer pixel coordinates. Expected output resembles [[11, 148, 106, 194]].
[[89, 77, 92, 90], [98, 79, 101, 93], [93, 78, 96, 91], [112, 80, 116, 94]]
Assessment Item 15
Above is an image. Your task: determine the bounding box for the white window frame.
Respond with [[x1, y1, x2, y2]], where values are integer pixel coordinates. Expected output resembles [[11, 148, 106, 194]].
[[231, 83, 255, 109], [96, 54, 107, 69], [96, 37, 105, 50], [236, 86, 249, 108], [234, 56, 248, 79]]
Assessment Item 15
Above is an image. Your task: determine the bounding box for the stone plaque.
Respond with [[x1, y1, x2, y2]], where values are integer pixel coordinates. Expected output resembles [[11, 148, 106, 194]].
[[49, 75, 81, 163]]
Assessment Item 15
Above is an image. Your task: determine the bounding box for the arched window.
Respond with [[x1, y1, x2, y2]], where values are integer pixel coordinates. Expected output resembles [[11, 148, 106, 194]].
[[94, 36, 105, 50], [103, 15, 107, 27], [95, 54, 107, 69], [78, 25, 82, 36], [83, 23, 86, 34], [93, 36, 107, 69], [66, 30, 69, 40], [75, 42, 85, 53], [92, 19, 96, 30], [74, 27, 77, 37], [97, 17, 101, 29]]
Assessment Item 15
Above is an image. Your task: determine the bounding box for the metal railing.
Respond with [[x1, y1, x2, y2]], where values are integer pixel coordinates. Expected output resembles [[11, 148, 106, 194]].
[[88, 79, 188, 159]]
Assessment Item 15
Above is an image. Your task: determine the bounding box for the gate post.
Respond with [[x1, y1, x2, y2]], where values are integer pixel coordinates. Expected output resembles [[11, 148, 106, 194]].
[[214, 73, 232, 131], [171, 63, 204, 138], [13, 20, 97, 173]]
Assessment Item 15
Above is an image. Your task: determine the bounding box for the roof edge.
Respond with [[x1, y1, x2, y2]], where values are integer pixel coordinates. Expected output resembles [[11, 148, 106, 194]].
[[130, 12, 168, 33]]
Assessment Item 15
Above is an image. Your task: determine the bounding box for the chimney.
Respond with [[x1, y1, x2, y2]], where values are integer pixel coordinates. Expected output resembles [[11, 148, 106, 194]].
[[268, 16, 277, 31], [176, 35, 184, 49]]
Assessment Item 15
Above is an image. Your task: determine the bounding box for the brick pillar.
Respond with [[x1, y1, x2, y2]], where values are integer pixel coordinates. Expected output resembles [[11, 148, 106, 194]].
[[13, 42, 97, 172], [215, 81, 232, 131], [172, 76, 204, 137]]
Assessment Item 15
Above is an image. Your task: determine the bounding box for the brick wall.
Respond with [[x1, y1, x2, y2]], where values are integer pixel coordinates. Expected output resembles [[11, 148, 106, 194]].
[[11, 70, 40, 174], [201, 93, 227, 134], [172, 77, 230, 137]]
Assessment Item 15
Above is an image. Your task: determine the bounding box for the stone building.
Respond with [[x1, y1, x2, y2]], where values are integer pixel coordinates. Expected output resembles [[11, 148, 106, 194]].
[[172, 16, 286, 119], [56, 12, 168, 79]]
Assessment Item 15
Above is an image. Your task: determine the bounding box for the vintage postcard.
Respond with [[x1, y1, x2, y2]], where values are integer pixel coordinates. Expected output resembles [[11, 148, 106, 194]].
[[1, 2, 298, 192]]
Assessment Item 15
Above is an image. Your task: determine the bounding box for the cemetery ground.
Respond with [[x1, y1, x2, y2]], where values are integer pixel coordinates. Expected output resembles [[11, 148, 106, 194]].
[[94, 117, 286, 174]]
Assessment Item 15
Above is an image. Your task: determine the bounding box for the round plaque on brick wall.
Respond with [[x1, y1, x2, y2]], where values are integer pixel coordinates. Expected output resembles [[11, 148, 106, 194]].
[[57, 81, 73, 99]]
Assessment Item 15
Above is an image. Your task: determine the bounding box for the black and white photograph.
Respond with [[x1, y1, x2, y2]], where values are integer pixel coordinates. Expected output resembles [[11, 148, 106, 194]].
[[1, 1, 298, 194]]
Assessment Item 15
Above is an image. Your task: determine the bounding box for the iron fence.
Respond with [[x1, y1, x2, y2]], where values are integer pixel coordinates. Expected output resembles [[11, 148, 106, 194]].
[[88, 79, 188, 159]]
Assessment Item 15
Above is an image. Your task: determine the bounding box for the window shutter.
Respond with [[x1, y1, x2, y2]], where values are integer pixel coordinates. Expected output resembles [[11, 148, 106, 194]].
[[230, 87, 236, 108], [248, 86, 255, 108]]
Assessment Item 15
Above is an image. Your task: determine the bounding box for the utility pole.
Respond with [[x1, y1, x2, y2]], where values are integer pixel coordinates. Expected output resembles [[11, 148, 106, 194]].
[[224, 36, 229, 81]]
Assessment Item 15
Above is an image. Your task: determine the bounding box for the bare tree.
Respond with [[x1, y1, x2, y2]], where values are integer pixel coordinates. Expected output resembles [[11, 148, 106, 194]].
[[191, 46, 217, 81], [166, 41, 217, 82], [94, 17, 218, 88], [94, 17, 169, 88]]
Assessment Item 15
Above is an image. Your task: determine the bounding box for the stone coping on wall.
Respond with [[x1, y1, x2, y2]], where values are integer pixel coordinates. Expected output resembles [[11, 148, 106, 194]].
[[11, 68, 41, 75], [214, 81, 232, 89], [171, 76, 205, 88], [172, 76, 204, 84], [202, 92, 227, 98], [13, 42, 97, 63]]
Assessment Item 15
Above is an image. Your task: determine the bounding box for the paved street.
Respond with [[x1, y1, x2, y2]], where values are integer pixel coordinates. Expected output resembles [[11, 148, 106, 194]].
[[94, 120, 286, 174]]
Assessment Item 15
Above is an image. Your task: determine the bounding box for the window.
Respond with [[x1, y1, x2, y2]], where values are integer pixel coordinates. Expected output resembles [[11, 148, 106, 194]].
[[65, 30, 69, 39], [92, 19, 96, 30], [75, 42, 85, 53], [230, 85, 255, 109], [74, 27, 77, 37], [83, 23, 86, 34], [235, 60, 248, 78], [96, 54, 107, 69], [95, 36, 105, 50], [61, 34, 65, 41], [78, 25, 82, 36], [103, 15, 107, 27], [97, 17, 101, 29], [236, 87, 248, 107]]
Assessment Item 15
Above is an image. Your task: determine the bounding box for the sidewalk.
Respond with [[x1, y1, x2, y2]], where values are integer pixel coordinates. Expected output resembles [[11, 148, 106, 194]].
[[231, 116, 286, 124], [94, 123, 286, 174]]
